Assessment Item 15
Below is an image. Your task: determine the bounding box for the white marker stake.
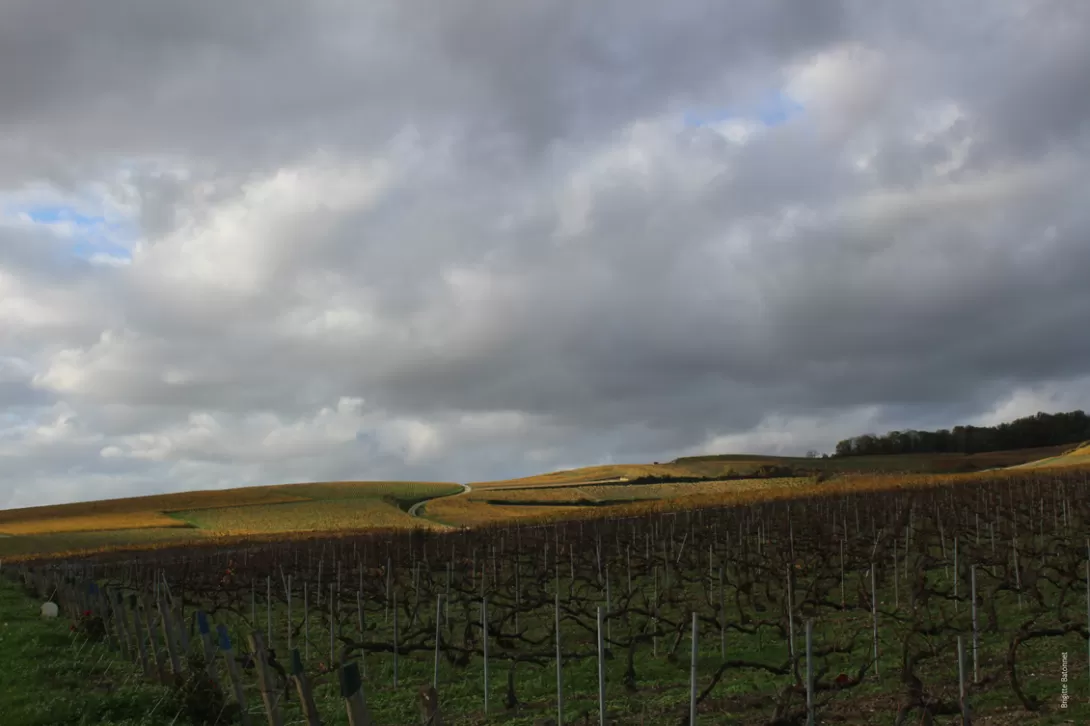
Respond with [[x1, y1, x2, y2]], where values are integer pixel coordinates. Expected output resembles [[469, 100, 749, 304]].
[[556, 571, 564, 726], [871, 565, 879, 677], [596, 606, 607, 726], [806, 620, 814, 726], [971, 565, 978, 684], [690, 611, 699, 725]]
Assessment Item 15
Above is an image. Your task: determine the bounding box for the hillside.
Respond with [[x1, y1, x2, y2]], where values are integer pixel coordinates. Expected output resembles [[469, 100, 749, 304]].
[[0, 481, 460, 559], [415, 444, 1080, 527], [1010, 441, 1090, 469], [1, 443, 1084, 561], [474, 444, 1075, 489], [676, 445, 1076, 472]]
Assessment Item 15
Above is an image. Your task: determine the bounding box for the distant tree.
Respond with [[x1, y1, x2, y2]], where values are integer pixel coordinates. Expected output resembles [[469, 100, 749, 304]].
[[805, 450, 818, 459], [831, 410, 1090, 458]]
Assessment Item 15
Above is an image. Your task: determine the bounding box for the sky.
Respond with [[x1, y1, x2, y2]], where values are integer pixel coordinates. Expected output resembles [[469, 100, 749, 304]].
[[2, 1, 1090, 508]]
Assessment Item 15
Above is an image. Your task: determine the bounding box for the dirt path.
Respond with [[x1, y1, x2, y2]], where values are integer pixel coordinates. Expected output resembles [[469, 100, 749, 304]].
[[407, 482, 471, 519]]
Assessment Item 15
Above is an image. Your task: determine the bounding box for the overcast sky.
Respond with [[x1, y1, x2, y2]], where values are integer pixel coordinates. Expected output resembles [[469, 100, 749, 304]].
[[2, 1, 1090, 508]]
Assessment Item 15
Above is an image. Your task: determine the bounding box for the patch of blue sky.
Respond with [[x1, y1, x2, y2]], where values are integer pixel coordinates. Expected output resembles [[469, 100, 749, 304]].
[[15, 202, 135, 262], [23, 205, 100, 226], [684, 90, 805, 129]]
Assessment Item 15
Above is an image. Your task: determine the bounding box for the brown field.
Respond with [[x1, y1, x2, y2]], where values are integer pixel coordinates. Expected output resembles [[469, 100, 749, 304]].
[[0, 487, 309, 527], [0, 511, 190, 536], [469, 445, 1074, 491], [675, 445, 1077, 472], [0, 481, 457, 530], [1011, 442, 1090, 470]]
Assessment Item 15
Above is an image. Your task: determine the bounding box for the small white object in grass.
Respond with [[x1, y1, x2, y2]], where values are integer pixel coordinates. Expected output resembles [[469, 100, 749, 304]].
[[40, 602, 58, 618]]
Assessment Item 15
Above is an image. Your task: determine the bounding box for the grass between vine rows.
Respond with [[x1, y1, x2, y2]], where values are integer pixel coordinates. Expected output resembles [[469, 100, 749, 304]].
[[6, 552, 1090, 725]]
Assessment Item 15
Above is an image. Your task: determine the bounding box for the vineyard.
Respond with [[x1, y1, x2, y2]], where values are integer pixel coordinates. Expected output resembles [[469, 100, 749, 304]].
[[9, 467, 1090, 725]]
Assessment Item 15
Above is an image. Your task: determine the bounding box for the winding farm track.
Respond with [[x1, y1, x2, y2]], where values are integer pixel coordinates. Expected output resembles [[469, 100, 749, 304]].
[[407, 482, 471, 520]]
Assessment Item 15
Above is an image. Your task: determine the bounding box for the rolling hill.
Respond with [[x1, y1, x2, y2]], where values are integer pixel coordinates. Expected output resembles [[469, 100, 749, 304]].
[[1, 443, 1085, 560], [471, 443, 1076, 489], [0, 481, 460, 559]]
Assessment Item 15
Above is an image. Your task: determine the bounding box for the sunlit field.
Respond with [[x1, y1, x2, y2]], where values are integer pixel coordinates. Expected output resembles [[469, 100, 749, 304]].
[[0, 481, 460, 560]]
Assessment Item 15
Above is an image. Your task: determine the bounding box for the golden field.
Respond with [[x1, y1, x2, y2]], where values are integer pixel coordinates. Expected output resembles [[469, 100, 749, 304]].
[[0, 481, 459, 559], [423, 477, 841, 526], [0, 511, 190, 536], [419, 494, 595, 527], [1, 445, 1086, 561]]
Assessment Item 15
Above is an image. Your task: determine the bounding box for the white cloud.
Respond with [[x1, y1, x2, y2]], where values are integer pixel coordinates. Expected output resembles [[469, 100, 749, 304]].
[[0, 269, 72, 329], [133, 159, 393, 298], [972, 378, 1090, 429], [784, 44, 889, 137], [685, 407, 887, 458]]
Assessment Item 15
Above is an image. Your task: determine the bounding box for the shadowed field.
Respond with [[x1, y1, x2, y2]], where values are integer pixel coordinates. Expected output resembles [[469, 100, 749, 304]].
[[171, 498, 447, 534], [470, 444, 1075, 490], [1011, 441, 1090, 469]]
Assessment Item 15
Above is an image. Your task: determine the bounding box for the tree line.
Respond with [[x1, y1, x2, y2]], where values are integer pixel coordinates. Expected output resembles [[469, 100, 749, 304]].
[[833, 409, 1090, 457]]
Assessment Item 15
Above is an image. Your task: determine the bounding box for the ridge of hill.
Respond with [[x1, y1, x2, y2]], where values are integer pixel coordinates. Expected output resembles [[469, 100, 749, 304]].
[[473, 443, 1075, 489], [0, 443, 1084, 560]]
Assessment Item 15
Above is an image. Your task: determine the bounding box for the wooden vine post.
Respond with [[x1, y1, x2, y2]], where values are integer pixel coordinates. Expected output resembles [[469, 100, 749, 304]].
[[341, 661, 375, 726], [248, 631, 285, 726], [216, 624, 252, 726]]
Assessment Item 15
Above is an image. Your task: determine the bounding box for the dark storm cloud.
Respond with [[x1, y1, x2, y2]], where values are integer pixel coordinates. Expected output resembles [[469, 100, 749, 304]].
[[2, 0, 1090, 507], [0, 0, 844, 170]]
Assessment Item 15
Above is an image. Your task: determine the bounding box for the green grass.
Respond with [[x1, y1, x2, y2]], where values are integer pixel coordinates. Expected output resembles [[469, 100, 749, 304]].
[[0, 578, 175, 726], [6, 550, 1090, 725]]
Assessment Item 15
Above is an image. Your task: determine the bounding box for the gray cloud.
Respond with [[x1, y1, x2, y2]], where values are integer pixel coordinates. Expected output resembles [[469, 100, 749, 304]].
[[2, 0, 1090, 507]]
